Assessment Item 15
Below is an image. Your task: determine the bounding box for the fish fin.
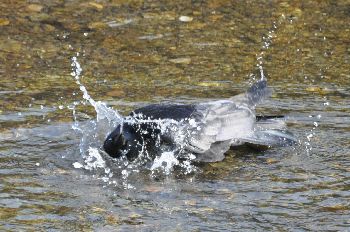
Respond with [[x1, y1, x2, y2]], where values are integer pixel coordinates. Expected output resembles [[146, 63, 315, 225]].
[[241, 117, 297, 147]]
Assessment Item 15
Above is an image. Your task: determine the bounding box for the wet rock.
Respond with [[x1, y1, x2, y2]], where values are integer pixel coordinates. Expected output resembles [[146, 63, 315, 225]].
[[201, 207, 215, 212], [169, 57, 191, 64], [28, 13, 51, 22], [129, 213, 141, 219], [193, 11, 202, 16], [121, 213, 143, 225], [0, 208, 18, 220], [63, 22, 80, 31], [87, 213, 104, 222], [40, 19, 65, 30], [54, 168, 69, 174], [42, 24, 56, 32], [320, 205, 349, 212], [143, 12, 176, 21], [209, 14, 224, 22], [0, 39, 22, 53], [279, 2, 290, 8], [187, 22, 206, 30], [88, 21, 107, 30], [91, 206, 106, 213], [106, 214, 121, 225], [87, 2, 104, 11], [197, 81, 221, 87], [292, 8, 303, 17], [0, 18, 10, 26], [27, 4, 44, 12], [266, 158, 278, 164], [184, 200, 197, 206], [179, 16, 193, 22], [305, 86, 330, 95]]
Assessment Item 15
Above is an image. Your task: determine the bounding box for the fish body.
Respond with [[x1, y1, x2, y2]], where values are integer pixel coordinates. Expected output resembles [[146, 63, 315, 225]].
[[103, 80, 297, 162]]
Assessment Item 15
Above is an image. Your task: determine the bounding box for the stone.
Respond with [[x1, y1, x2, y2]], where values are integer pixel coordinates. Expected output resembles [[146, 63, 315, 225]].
[[0, 18, 10, 26], [27, 4, 44, 12], [169, 57, 191, 64], [179, 16, 193, 22]]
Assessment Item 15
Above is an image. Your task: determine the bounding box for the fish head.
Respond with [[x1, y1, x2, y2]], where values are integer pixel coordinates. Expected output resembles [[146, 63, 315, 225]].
[[103, 123, 143, 161]]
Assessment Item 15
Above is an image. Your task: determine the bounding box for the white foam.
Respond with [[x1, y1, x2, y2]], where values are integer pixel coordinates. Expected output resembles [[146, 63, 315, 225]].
[[72, 162, 84, 169], [151, 151, 179, 175], [84, 147, 106, 170]]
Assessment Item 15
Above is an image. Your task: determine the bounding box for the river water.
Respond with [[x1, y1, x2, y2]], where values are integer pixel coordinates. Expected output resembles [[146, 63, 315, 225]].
[[1, 0, 349, 231]]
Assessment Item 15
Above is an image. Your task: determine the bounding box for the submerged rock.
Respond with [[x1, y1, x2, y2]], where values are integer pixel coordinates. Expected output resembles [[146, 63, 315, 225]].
[[26, 4, 44, 13], [169, 57, 191, 64], [179, 16, 193, 22], [0, 18, 10, 26]]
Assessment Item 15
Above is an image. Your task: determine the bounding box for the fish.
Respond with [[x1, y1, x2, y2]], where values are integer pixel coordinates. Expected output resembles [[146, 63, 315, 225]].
[[103, 79, 297, 162]]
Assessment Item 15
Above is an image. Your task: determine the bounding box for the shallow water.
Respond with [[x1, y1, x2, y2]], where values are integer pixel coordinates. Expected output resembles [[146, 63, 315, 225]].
[[1, 0, 350, 231]]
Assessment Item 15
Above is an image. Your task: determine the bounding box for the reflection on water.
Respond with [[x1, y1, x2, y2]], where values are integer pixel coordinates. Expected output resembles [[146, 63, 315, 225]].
[[1, 0, 350, 230]]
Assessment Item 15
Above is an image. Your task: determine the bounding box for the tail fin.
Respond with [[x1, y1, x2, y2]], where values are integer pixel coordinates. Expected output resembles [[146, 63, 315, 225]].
[[242, 117, 298, 147], [230, 80, 271, 107], [246, 79, 271, 106]]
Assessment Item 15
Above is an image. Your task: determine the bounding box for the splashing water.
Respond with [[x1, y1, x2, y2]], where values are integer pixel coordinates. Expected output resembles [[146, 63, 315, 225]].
[[150, 152, 179, 175], [71, 56, 122, 124], [249, 15, 317, 152], [69, 55, 197, 185], [252, 14, 287, 82], [68, 14, 307, 185], [70, 55, 127, 185]]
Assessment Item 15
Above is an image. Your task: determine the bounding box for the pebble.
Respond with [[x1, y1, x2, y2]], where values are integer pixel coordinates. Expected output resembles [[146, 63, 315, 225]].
[[91, 206, 106, 213], [0, 39, 22, 53], [27, 4, 44, 12], [106, 214, 121, 225], [184, 200, 197, 206], [179, 16, 193, 22], [28, 13, 51, 22], [0, 18, 10, 26], [305, 86, 329, 95], [88, 22, 107, 30], [129, 213, 142, 219], [266, 158, 278, 164], [88, 2, 104, 10], [197, 81, 221, 87], [169, 57, 191, 64], [42, 24, 56, 32]]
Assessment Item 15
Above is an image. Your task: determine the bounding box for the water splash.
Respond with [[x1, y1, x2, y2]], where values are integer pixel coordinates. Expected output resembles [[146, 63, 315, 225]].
[[69, 55, 197, 188], [71, 56, 122, 125], [252, 14, 287, 82], [68, 14, 293, 184], [150, 151, 179, 175]]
